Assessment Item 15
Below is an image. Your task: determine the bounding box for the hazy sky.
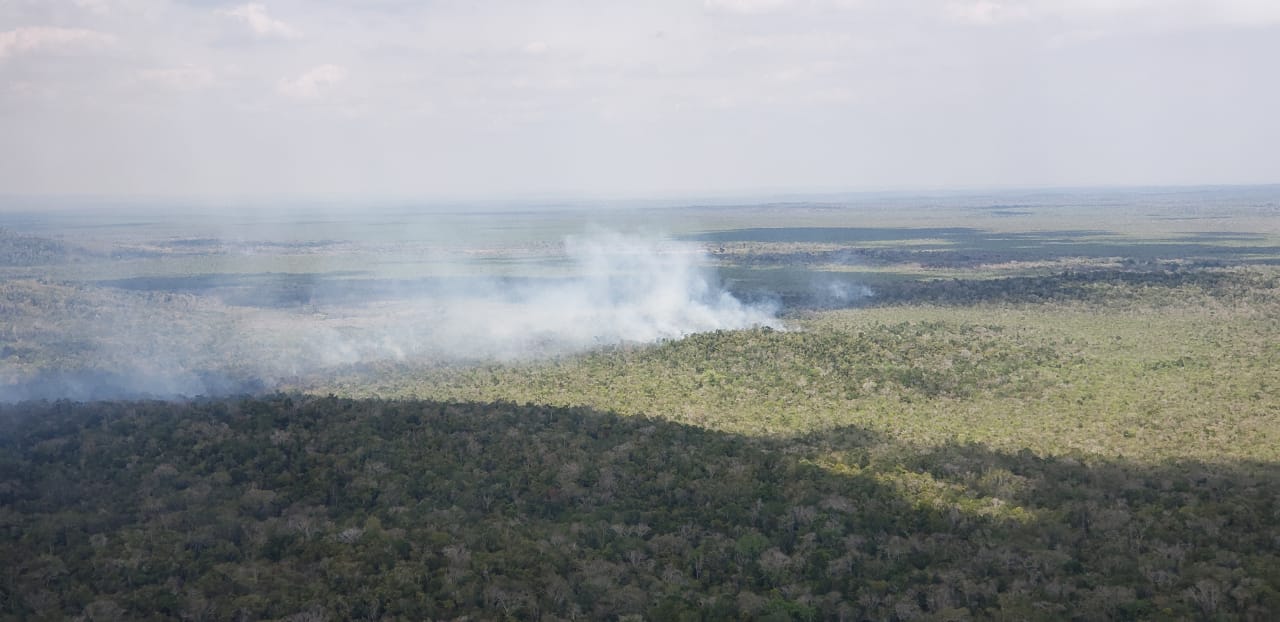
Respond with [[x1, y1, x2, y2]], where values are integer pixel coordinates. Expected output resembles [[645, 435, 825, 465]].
[[2, 0, 1277, 198]]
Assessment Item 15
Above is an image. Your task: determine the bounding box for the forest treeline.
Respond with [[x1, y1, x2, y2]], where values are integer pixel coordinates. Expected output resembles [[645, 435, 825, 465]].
[[2, 395, 1278, 620], [0, 229, 71, 268], [862, 269, 1280, 308]]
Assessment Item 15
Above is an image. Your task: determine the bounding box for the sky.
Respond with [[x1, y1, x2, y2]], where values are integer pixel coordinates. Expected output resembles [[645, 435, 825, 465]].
[[1, 0, 1277, 199]]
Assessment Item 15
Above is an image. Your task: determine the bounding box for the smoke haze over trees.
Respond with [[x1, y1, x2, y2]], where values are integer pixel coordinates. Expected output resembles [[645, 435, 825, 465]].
[[0, 230, 778, 401]]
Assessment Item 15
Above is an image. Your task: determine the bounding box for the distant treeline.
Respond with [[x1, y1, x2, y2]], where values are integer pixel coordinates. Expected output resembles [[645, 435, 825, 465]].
[[745, 268, 1280, 310], [0, 229, 71, 267], [864, 269, 1279, 307]]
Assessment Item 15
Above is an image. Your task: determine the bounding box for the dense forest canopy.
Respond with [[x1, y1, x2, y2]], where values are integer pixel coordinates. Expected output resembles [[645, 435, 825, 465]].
[[3, 394, 1278, 620]]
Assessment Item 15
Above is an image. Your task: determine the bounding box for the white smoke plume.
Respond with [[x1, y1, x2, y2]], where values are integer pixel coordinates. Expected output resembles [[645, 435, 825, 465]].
[[0, 231, 779, 400], [292, 231, 779, 364]]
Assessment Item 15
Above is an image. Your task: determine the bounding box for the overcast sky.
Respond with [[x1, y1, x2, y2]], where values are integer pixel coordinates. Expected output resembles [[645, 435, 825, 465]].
[[1, 0, 1277, 199]]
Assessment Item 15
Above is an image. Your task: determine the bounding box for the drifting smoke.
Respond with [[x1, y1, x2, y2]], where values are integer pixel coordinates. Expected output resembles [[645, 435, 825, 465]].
[[0, 231, 779, 401], [402, 233, 779, 360], [812, 276, 873, 307]]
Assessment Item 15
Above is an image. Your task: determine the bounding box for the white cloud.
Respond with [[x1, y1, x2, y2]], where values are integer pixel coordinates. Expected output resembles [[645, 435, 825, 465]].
[[0, 26, 115, 61], [7, 80, 56, 99], [944, 1, 1032, 24], [220, 3, 300, 39], [704, 0, 794, 14], [137, 65, 216, 90], [703, 0, 869, 13], [944, 0, 1280, 27], [277, 64, 347, 99], [1216, 0, 1280, 25], [1, 0, 1277, 196], [73, 0, 111, 15]]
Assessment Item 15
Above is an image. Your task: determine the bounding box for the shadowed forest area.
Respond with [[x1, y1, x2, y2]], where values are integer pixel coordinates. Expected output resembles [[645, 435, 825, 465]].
[[2, 395, 1278, 620]]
